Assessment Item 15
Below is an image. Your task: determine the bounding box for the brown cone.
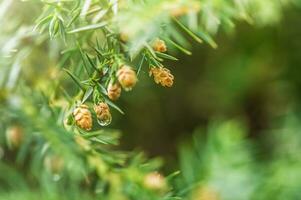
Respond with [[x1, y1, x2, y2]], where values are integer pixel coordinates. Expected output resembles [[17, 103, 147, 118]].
[[149, 67, 174, 87], [73, 104, 92, 131], [116, 65, 137, 91], [94, 102, 112, 124], [107, 82, 121, 100], [152, 39, 167, 52]]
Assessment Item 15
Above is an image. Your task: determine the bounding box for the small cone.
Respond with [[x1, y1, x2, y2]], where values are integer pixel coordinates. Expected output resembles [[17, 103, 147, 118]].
[[107, 82, 121, 101], [149, 67, 174, 87], [116, 65, 137, 91], [94, 102, 112, 126], [152, 39, 167, 52], [73, 104, 92, 131]]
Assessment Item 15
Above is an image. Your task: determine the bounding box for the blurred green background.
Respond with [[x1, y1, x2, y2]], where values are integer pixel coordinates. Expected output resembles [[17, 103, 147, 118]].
[[115, 5, 301, 160]]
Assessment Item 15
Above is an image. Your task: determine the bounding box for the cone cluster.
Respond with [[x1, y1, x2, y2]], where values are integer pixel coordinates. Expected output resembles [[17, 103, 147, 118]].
[[149, 67, 174, 87], [73, 104, 92, 131]]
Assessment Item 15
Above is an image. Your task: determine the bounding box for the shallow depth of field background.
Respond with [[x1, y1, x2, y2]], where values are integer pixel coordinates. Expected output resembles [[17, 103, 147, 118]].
[[1, 1, 301, 199], [114, 6, 301, 165]]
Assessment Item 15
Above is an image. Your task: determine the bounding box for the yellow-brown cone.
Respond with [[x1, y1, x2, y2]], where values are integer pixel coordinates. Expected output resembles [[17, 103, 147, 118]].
[[94, 102, 112, 126], [73, 104, 92, 131], [152, 39, 167, 52], [116, 65, 137, 91], [107, 82, 121, 101], [149, 67, 174, 87]]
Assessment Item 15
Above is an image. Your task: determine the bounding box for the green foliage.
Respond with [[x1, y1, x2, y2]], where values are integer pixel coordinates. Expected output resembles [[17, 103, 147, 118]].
[[0, 0, 301, 200], [0, 87, 172, 199], [254, 115, 301, 200], [175, 117, 301, 199], [176, 121, 255, 199]]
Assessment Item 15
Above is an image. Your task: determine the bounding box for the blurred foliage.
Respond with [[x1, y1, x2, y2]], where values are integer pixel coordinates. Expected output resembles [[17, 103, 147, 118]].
[[117, 4, 301, 158], [1, 0, 301, 200], [0, 87, 173, 200], [176, 120, 256, 199], [174, 116, 301, 199]]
